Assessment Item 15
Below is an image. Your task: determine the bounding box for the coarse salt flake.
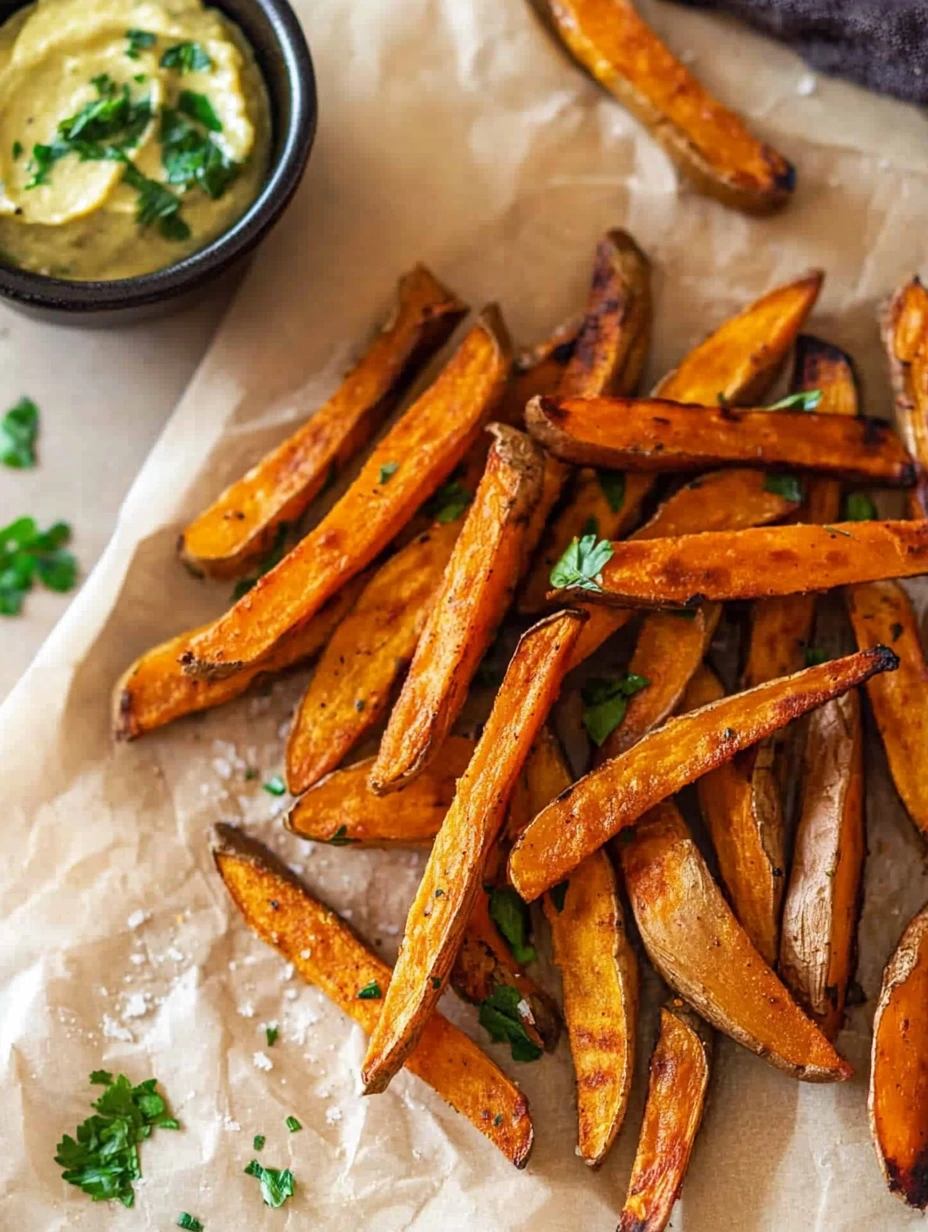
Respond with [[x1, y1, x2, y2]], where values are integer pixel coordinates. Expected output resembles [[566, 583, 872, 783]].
[[325, 1105, 342, 1125], [253, 1051, 273, 1072], [127, 909, 150, 930]]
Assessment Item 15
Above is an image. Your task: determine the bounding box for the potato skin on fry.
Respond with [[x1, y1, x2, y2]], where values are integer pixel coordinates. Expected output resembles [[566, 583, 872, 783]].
[[846, 580, 928, 839], [361, 609, 585, 1094], [370, 424, 545, 794], [618, 802, 852, 1082], [508, 647, 897, 901], [179, 265, 467, 578], [882, 277, 928, 518], [212, 823, 533, 1167], [285, 737, 475, 846], [540, 0, 794, 213], [181, 306, 513, 680], [616, 1001, 712, 1232]]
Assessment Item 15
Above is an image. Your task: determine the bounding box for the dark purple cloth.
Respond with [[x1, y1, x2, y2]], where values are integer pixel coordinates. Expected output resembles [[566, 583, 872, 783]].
[[670, 0, 928, 104]]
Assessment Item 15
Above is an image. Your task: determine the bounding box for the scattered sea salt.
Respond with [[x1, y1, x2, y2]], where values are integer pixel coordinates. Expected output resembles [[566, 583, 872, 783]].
[[223, 1117, 242, 1132], [253, 1051, 273, 1072], [129, 953, 146, 966], [300, 949, 312, 960], [166, 946, 186, 963], [213, 757, 233, 781], [281, 962, 295, 981], [122, 992, 151, 1019], [127, 909, 150, 930], [102, 1015, 133, 1042], [284, 988, 299, 1001], [238, 1001, 256, 1019], [325, 1105, 342, 1125], [796, 73, 817, 97]]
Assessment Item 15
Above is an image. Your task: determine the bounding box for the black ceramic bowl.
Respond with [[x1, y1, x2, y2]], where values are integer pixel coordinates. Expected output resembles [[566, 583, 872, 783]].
[[0, 0, 316, 324]]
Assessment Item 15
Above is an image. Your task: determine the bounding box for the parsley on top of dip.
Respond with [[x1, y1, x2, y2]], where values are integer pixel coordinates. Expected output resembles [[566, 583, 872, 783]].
[[0, 0, 271, 280]]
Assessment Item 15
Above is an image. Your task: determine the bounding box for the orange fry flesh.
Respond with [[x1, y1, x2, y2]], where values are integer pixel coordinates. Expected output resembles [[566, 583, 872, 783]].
[[882, 277, 928, 518]]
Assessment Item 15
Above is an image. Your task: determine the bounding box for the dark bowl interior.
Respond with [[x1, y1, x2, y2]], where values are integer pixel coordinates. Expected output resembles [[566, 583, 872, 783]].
[[0, 0, 316, 323]]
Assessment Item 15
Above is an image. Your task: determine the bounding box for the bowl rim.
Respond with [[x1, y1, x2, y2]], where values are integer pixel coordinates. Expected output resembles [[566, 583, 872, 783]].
[[0, 0, 316, 312]]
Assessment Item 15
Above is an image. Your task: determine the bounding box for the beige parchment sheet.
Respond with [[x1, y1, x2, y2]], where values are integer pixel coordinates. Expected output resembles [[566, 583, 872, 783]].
[[3, 1, 928, 1227]]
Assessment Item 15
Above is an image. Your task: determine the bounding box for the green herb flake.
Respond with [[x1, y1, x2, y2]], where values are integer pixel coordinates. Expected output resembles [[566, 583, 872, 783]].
[[265, 1024, 279, 1047], [125, 28, 156, 59], [160, 105, 239, 201], [121, 162, 189, 241], [548, 880, 569, 913], [178, 89, 222, 132], [487, 887, 536, 965], [550, 531, 614, 593], [11, 140, 22, 160], [845, 492, 877, 522], [327, 824, 357, 847], [434, 888, 445, 898], [54, 1072, 179, 1208], [357, 980, 383, 1000], [431, 976, 442, 990], [1, 517, 78, 616], [581, 673, 650, 748], [1, 396, 39, 467], [253, 1134, 266, 1151], [596, 469, 625, 513], [767, 389, 822, 412], [378, 461, 399, 484], [262, 775, 286, 797], [478, 985, 542, 1063], [177, 1215, 204, 1231], [89, 1069, 114, 1085], [160, 42, 213, 73], [285, 1115, 302, 1133], [244, 1160, 295, 1209], [425, 479, 473, 524], [763, 473, 804, 504], [804, 646, 830, 667], [493, 1113, 504, 1127]]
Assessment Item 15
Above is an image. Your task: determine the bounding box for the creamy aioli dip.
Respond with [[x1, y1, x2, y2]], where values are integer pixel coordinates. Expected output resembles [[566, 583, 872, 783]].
[[0, 0, 271, 279]]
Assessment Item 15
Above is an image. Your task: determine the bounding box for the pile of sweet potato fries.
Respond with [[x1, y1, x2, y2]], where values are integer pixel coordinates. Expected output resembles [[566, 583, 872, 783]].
[[114, 239, 928, 1226]]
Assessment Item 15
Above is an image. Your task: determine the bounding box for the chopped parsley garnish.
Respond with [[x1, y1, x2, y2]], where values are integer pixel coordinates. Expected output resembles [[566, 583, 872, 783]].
[[478, 986, 542, 1062], [548, 880, 569, 913], [493, 1113, 504, 1127], [425, 479, 472, 524], [326, 824, 356, 847], [178, 89, 222, 132], [767, 389, 822, 412], [804, 646, 830, 667], [1, 396, 39, 467], [11, 140, 22, 160], [177, 1215, 204, 1231], [357, 980, 383, 1000], [265, 1024, 279, 1046], [231, 523, 291, 600], [845, 492, 877, 521], [125, 29, 156, 59], [160, 105, 238, 199], [1, 517, 77, 615], [378, 461, 399, 484], [581, 673, 650, 747], [54, 1072, 179, 1207], [161, 41, 213, 73], [262, 775, 286, 797], [253, 1134, 266, 1151], [285, 1116, 302, 1133], [122, 163, 190, 240], [431, 976, 442, 989], [244, 1160, 295, 1209], [549, 531, 613, 593], [596, 469, 625, 513], [487, 887, 535, 965], [763, 473, 804, 503]]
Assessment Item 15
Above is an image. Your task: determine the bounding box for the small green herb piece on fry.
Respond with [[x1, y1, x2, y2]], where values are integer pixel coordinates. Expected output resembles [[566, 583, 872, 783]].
[[550, 531, 613, 593], [357, 980, 383, 1000], [581, 673, 649, 747]]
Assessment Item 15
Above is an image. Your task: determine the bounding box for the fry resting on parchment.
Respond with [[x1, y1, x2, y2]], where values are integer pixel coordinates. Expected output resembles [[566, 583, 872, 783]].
[[179, 264, 467, 578], [882, 276, 928, 518], [212, 823, 533, 1167], [508, 648, 898, 901]]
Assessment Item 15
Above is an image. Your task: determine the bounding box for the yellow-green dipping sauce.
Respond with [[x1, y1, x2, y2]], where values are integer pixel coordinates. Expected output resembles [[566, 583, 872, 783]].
[[0, 0, 272, 279]]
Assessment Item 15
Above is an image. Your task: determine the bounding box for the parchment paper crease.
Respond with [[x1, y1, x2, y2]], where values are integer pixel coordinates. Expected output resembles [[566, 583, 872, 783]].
[[2, 1, 928, 1227]]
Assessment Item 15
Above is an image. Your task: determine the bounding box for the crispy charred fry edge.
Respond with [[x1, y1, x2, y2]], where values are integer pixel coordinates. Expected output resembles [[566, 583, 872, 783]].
[[618, 802, 852, 1082], [882, 277, 928, 518], [846, 580, 928, 839], [362, 609, 585, 1095], [508, 647, 897, 901], [180, 306, 513, 680], [370, 425, 545, 795], [616, 1000, 712, 1232], [869, 903, 928, 1209], [212, 823, 533, 1166], [179, 265, 468, 578], [539, 0, 794, 213], [526, 395, 915, 484]]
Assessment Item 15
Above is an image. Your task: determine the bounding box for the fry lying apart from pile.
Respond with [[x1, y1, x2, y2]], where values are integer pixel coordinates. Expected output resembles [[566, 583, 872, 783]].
[[115, 246, 928, 1224]]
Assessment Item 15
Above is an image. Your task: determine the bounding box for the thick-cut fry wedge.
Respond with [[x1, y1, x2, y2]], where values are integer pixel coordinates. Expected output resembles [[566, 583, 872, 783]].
[[616, 1000, 712, 1232], [567, 468, 801, 668], [370, 426, 545, 794], [559, 521, 928, 610], [212, 824, 533, 1167], [285, 521, 461, 793], [181, 307, 513, 680], [362, 609, 585, 1094], [179, 266, 467, 578], [526, 394, 915, 484], [846, 580, 928, 839], [497, 322, 579, 428], [779, 691, 864, 1039], [597, 603, 720, 763], [683, 665, 784, 966], [508, 647, 897, 900], [869, 903, 928, 1209], [618, 802, 852, 1081], [539, 0, 794, 213], [112, 579, 365, 741], [882, 277, 928, 518], [285, 737, 475, 846]]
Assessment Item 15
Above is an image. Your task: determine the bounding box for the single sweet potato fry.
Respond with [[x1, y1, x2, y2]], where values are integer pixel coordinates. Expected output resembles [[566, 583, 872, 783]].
[[616, 1000, 712, 1232], [508, 647, 897, 901], [560, 521, 928, 610], [526, 394, 915, 484], [846, 580, 928, 839], [882, 277, 928, 518], [112, 579, 365, 741], [285, 737, 475, 846], [496, 321, 580, 428], [181, 307, 513, 680], [683, 664, 784, 966], [212, 824, 533, 1167], [362, 609, 585, 1094], [285, 521, 461, 793], [779, 691, 864, 1039], [539, 0, 794, 213], [618, 801, 852, 1081], [370, 425, 545, 794], [179, 265, 467, 578], [869, 903, 928, 1208]]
